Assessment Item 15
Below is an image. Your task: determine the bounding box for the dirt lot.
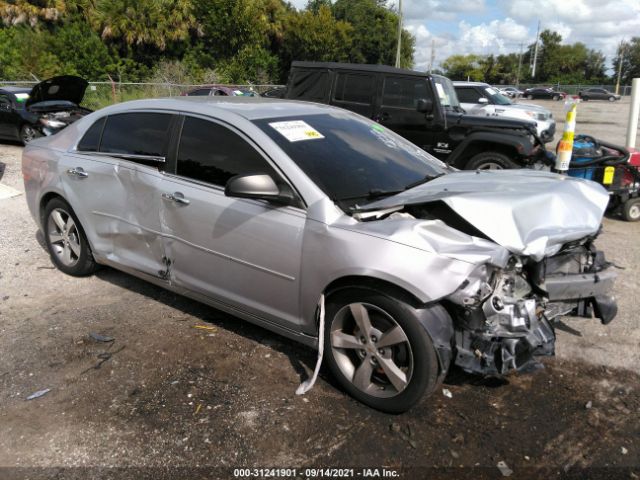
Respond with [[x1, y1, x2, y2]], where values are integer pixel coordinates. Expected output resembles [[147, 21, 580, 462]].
[[1, 98, 639, 480]]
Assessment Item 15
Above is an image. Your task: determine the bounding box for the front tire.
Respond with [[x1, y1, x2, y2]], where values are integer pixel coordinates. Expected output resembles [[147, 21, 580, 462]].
[[43, 198, 98, 276], [527, 94, 533, 100], [20, 124, 41, 145], [552, 95, 560, 101], [608, 96, 615, 102], [324, 288, 439, 413], [465, 151, 520, 170]]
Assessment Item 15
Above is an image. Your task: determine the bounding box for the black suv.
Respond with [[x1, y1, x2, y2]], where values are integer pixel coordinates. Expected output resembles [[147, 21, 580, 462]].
[[285, 62, 548, 170]]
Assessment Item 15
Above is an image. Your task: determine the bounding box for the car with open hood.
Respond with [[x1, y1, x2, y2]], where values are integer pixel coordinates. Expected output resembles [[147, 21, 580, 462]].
[[22, 97, 618, 413], [0, 75, 91, 144]]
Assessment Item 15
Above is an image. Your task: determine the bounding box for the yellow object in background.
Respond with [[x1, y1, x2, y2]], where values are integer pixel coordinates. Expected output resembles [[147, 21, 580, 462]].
[[555, 99, 579, 172]]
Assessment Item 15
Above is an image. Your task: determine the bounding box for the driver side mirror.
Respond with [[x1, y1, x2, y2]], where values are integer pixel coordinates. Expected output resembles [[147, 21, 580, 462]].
[[225, 174, 296, 206], [416, 98, 433, 114], [478, 97, 489, 104]]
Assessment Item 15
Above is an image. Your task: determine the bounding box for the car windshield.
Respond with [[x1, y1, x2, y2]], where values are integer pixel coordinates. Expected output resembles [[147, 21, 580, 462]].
[[484, 87, 512, 105], [253, 113, 451, 210], [432, 76, 460, 110]]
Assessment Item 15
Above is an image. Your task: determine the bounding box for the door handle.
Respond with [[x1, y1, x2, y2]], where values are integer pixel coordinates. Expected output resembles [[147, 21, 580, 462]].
[[162, 192, 190, 205], [67, 167, 88, 178]]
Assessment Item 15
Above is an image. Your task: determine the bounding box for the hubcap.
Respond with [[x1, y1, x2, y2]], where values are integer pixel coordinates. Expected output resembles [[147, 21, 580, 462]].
[[22, 126, 36, 143], [629, 203, 640, 220], [330, 302, 413, 398], [47, 208, 81, 267], [477, 162, 503, 170]]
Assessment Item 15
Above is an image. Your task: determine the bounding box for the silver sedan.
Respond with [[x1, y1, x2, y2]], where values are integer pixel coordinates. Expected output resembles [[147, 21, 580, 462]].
[[23, 97, 618, 412]]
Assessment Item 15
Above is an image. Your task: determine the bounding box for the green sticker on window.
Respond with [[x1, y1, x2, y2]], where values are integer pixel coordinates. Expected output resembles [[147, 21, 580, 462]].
[[371, 124, 384, 132]]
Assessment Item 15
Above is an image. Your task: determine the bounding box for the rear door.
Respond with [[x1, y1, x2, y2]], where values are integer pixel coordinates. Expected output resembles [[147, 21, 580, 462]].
[[62, 111, 174, 277], [0, 94, 13, 138], [376, 75, 433, 151], [159, 115, 305, 328], [331, 71, 376, 117]]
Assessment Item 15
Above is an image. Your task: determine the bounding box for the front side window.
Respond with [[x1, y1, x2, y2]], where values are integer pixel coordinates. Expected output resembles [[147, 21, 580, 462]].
[[177, 116, 277, 187], [188, 88, 212, 96], [334, 73, 374, 104], [455, 87, 481, 104], [432, 76, 460, 110], [100, 112, 173, 158], [382, 77, 429, 109]]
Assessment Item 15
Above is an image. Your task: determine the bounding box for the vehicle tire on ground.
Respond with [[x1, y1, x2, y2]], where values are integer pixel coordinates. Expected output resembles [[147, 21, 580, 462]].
[[622, 198, 640, 222], [43, 197, 98, 276], [608, 96, 616, 102], [552, 95, 560, 101], [581, 96, 589, 101], [465, 151, 520, 170], [527, 94, 533, 100], [323, 288, 440, 413], [20, 124, 41, 145]]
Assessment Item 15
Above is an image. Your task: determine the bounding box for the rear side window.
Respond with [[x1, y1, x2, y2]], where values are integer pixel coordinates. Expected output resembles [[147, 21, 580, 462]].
[[288, 70, 329, 102], [383, 77, 429, 108], [100, 113, 173, 157], [77, 117, 106, 152], [333, 73, 374, 104], [177, 116, 277, 187]]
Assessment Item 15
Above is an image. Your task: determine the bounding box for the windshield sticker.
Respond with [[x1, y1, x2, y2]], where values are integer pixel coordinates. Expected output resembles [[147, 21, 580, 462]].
[[371, 124, 385, 132], [14, 93, 29, 102], [269, 120, 325, 142]]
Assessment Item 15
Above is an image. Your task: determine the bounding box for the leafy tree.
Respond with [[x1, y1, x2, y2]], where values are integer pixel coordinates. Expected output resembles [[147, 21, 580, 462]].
[[613, 38, 640, 85], [441, 54, 484, 81]]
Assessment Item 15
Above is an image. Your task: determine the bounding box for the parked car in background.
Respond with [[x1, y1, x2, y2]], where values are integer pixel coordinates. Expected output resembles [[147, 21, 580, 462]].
[[286, 61, 548, 170], [454, 82, 556, 143], [0, 76, 91, 144], [181, 85, 260, 97], [262, 86, 287, 98], [499, 86, 523, 98], [522, 87, 567, 101], [22, 97, 618, 413], [578, 88, 621, 102]]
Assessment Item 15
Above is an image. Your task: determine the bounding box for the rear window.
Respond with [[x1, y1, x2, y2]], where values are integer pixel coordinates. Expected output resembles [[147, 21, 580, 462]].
[[100, 113, 173, 157], [187, 88, 211, 96], [334, 73, 374, 104], [77, 117, 106, 152], [288, 70, 329, 102]]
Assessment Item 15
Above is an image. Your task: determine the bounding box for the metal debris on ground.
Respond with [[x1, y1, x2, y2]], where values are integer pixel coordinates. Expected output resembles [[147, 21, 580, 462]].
[[26, 388, 51, 400], [497, 460, 513, 477], [442, 388, 453, 398], [89, 332, 115, 343]]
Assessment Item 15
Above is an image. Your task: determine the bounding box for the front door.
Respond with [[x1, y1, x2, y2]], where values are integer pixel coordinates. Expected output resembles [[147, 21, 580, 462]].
[[160, 115, 305, 328]]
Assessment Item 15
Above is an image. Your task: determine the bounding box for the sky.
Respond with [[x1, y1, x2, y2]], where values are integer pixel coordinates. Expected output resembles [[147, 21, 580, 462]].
[[289, 0, 640, 72]]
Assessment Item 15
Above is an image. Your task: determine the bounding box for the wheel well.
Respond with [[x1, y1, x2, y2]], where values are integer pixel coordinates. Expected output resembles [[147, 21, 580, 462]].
[[39, 192, 64, 224], [323, 276, 425, 308], [456, 142, 517, 168]]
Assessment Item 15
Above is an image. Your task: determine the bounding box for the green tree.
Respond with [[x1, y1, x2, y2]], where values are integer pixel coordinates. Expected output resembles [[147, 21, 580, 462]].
[[613, 38, 640, 86], [441, 54, 484, 80]]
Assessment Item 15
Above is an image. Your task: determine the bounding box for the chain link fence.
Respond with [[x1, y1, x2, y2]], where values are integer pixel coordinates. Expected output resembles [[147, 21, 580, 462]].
[[502, 84, 633, 96], [0, 81, 285, 110]]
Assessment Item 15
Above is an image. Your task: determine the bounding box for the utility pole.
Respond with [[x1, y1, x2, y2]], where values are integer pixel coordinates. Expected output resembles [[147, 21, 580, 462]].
[[516, 43, 524, 88], [428, 40, 435, 73], [395, 0, 403, 68], [616, 40, 626, 95], [531, 20, 540, 79]]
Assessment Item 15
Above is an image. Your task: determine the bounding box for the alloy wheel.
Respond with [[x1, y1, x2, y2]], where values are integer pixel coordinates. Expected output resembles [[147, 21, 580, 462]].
[[21, 125, 37, 144], [330, 302, 413, 398], [47, 208, 81, 267]]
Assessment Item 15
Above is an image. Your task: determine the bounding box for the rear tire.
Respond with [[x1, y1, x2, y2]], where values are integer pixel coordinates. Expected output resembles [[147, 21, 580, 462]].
[[324, 288, 439, 413], [465, 151, 520, 170], [622, 198, 640, 222], [43, 198, 98, 276], [527, 94, 533, 100], [552, 95, 560, 101]]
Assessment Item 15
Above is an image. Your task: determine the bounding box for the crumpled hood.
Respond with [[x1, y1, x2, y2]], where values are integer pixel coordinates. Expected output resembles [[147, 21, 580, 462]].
[[26, 75, 88, 107], [359, 169, 609, 261]]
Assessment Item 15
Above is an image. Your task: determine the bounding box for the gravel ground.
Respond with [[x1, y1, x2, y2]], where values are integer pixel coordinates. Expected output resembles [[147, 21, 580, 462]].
[[0, 98, 639, 480]]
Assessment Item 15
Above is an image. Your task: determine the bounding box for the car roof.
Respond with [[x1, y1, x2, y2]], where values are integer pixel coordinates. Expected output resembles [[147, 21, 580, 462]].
[[96, 96, 342, 121], [0, 86, 32, 94], [291, 61, 438, 79]]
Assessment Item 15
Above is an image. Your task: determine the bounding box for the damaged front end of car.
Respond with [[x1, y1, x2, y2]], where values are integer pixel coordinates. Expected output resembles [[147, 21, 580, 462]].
[[445, 238, 617, 375], [353, 169, 618, 377]]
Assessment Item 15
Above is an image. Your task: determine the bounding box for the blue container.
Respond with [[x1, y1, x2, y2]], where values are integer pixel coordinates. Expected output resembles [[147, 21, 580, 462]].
[[568, 136, 600, 180]]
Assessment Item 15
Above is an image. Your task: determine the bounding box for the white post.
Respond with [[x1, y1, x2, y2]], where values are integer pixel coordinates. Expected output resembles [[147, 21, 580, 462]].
[[626, 78, 640, 148], [394, 0, 403, 68]]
